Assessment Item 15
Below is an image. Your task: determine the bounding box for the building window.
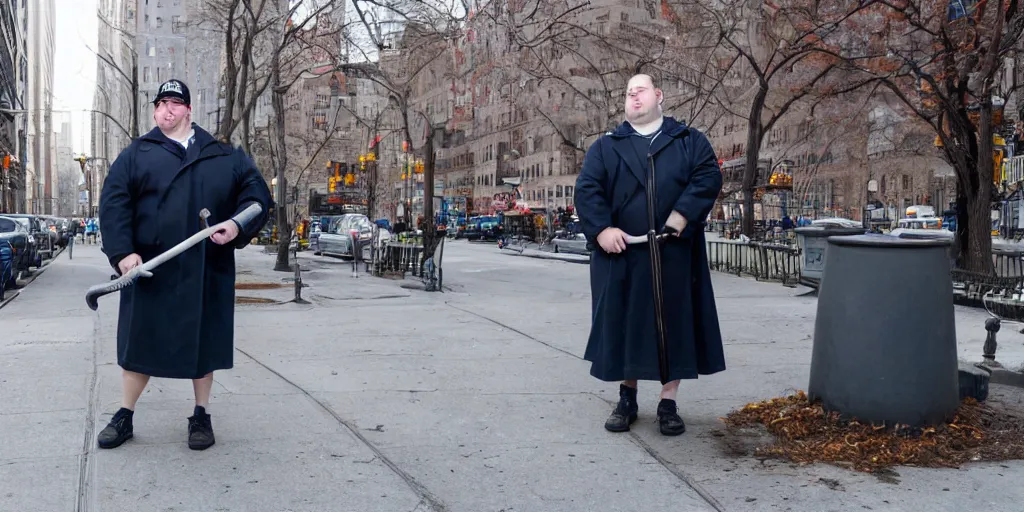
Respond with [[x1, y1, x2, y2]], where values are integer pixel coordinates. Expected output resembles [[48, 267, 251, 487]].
[[143, 66, 151, 83]]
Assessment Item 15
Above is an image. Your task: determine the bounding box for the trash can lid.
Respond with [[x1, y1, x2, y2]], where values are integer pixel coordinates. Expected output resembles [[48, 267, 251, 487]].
[[827, 233, 951, 248]]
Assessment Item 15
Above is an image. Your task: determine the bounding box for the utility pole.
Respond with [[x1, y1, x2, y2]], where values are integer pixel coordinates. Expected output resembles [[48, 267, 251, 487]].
[[73, 155, 110, 217], [74, 155, 90, 217]]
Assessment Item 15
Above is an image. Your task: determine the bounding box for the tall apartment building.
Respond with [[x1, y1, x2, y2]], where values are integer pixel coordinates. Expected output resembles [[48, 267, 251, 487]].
[[26, 0, 56, 214], [134, 0, 221, 134], [398, 0, 674, 219], [0, 0, 28, 213], [55, 115, 77, 215], [91, 0, 137, 216]]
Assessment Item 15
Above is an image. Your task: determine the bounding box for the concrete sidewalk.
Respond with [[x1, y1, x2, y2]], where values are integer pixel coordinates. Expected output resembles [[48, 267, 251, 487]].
[[2, 242, 1023, 512]]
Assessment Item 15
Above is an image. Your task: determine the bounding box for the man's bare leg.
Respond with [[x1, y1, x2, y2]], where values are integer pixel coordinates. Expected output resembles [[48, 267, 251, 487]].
[[188, 372, 216, 450], [657, 379, 686, 436], [660, 380, 679, 400], [122, 370, 151, 410], [99, 370, 148, 448], [192, 372, 213, 408]]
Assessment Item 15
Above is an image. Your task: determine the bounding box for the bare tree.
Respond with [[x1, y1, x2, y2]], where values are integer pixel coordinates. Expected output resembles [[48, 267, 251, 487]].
[[259, 0, 347, 271], [841, 0, 1024, 272], [194, 0, 282, 150], [682, 0, 879, 236], [331, 0, 465, 263]]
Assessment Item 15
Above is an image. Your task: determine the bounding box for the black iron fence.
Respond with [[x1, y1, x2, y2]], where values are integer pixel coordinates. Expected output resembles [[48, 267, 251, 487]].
[[705, 240, 802, 286], [994, 248, 1024, 278]]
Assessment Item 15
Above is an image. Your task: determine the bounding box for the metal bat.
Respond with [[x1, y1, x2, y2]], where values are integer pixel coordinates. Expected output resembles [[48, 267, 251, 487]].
[[85, 203, 263, 311]]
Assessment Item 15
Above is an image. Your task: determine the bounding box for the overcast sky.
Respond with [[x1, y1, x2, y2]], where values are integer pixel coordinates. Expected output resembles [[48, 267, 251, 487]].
[[53, 0, 98, 155]]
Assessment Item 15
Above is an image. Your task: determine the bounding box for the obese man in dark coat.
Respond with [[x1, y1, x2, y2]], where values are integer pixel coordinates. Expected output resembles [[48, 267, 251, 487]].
[[95, 79, 273, 450], [575, 74, 725, 436]]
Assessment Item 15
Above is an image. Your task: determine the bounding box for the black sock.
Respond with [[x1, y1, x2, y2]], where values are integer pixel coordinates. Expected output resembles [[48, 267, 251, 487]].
[[658, 399, 677, 411], [194, 405, 207, 417], [112, 407, 133, 424]]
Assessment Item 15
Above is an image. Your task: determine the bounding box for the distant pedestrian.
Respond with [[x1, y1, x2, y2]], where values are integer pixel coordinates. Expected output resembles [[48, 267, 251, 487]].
[[574, 73, 726, 436], [85, 217, 98, 244], [96, 79, 273, 451]]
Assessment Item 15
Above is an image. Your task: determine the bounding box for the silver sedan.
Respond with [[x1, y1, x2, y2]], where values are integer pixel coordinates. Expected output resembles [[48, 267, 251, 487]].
[[318, 214, 374, 259]]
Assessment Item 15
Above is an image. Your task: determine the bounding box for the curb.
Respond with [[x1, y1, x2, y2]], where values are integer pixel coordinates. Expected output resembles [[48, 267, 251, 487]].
[[0, 246, 65, 310], [0, 289, 20, 310], [498, 248, 590, 264]]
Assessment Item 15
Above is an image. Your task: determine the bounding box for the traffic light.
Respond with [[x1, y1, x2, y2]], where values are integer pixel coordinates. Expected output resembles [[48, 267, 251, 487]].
[[328, 176, 337, 192]]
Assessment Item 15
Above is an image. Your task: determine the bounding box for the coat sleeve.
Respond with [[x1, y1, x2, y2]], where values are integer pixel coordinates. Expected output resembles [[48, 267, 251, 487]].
[[98, 145, 137, 270], [574, 137, 614, 243], [673, 131, 722, 236], [230, 148, 274, 249]]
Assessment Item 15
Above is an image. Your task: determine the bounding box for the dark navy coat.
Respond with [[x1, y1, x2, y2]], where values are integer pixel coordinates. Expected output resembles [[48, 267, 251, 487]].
[[99, 124, 273, 379], [575, 116, 726, 382]]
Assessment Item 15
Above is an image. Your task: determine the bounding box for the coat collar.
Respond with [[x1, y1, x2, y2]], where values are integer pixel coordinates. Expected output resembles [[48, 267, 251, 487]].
[[139, 123, 231, 161], [607, 116, 691, 188]]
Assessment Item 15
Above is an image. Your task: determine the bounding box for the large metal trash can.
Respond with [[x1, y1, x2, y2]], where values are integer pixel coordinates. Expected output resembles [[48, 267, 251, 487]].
[[808, 233, 959, 427]]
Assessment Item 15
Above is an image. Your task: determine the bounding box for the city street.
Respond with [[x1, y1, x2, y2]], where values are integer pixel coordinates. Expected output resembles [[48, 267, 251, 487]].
[[1, 240, 1023, 512]]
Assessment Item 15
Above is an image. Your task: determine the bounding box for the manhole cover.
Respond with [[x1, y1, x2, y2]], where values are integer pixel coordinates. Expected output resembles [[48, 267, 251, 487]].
[[235, 282, 286, 290]]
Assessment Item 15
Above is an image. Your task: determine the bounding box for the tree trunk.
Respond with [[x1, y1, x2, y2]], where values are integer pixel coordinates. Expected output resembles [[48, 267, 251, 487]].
[[242, 108, 252, 156], [218, 0, 240, 140], [422, 126, 437, 260], [271, 51, 291, 272], [964, 191, 993, 273], [741, 87, 767, 237], [131, 52, 140, 138], [368, 133, 378, 220], [964, 98, 995, 274]]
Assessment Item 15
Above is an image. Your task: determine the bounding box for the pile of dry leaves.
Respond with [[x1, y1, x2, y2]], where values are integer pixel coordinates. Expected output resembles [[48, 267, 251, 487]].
[[721, 391, 1024, 472]]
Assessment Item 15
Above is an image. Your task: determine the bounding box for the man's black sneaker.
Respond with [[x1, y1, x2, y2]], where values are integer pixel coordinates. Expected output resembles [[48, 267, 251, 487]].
[[604, 384, 639, 432], [657, 399, 686, 436], [97, 407, 134, 449], [187, 406, 215, 450]]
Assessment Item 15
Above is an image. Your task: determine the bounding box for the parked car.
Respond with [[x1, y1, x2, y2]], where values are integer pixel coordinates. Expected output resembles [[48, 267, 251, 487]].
[[0, 216, 35, 287], [552, 232, 590, 255], [317, 214, 375, 259], [464, 215, 501, 241], [309, 215, 341, 255], [2, 214, 56, 260]]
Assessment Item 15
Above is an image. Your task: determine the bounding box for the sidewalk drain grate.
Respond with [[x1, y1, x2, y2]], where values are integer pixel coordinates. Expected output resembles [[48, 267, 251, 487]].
[[235, 282, 286, 290], [236, 296, 277, 304]]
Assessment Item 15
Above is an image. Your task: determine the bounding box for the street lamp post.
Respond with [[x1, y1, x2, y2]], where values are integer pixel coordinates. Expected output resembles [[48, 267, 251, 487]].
[[73, 155, 110, 217], [74, 155, 91, 217]]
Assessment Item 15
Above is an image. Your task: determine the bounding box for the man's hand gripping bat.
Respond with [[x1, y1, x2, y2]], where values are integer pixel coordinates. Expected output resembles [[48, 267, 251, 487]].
[[85, 203, 263, 311]]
